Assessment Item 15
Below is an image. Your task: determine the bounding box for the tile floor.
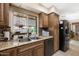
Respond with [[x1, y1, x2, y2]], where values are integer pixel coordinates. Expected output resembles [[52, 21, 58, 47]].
[[53, 40, 79, 56]]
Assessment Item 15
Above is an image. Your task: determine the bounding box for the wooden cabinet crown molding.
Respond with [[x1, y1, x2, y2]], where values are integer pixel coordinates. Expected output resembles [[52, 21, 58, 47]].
[[48, 12, 59, 17]]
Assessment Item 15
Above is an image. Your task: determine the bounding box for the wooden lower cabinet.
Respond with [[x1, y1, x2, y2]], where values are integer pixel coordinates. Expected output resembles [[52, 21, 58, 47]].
[[33, 44, 44, 56], [0, 41, 44, 56], [18, 49, 33, 56], [18, 41, 44, 56], [0, 48, 17, 56]]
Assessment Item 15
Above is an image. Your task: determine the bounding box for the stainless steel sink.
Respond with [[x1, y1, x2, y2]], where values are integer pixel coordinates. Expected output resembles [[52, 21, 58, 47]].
[[18, 39, 30, 42], [18, 37, 31, 42], [31, 37, 40, 39], [11, 36, 41, 42]]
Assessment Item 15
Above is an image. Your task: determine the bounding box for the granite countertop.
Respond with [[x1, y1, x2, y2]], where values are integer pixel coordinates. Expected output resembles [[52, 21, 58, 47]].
[[0, 36, 53, 51]]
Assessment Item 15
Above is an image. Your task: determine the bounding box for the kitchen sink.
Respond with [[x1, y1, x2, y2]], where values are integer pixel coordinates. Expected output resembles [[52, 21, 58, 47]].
[[11, 36, 41, 42], [18, 37, 41, 42], [18, 39, 30, 42], [30, 37, 41, 40]]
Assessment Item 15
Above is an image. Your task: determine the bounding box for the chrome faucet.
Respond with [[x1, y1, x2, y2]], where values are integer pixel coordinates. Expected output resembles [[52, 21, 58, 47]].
[[27, 27, 32, 41]]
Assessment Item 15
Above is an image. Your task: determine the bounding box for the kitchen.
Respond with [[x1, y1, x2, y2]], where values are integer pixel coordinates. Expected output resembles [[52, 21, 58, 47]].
[[0, 3, 59, 56], [0, 3, 77, 56]]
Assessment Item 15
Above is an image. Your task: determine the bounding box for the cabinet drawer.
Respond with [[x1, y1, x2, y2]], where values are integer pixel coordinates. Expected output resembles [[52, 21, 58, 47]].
[[18, 41, 44, 53], [18, 49, 33, 56]]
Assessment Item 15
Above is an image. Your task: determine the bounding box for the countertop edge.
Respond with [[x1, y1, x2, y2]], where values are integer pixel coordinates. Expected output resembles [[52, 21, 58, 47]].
[[0, 36, 53, 51]]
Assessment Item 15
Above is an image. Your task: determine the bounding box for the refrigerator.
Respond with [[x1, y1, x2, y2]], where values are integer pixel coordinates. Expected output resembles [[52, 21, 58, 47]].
[[59, 20, 70, 52]]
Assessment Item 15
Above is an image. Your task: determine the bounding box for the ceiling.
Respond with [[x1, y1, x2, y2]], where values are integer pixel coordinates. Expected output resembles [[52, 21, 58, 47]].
[[12, 3, 79, 22], [53, 3, 79, 14], [39, 3, 54, 9]]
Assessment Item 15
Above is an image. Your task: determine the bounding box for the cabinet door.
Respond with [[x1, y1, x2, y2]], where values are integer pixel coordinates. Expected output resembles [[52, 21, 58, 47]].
[[43, 14, 48, 27], [0, 3, 9, 25], [0, 3, 4, 24], [39, 13, 48, 28], [39, 13, 44, 28], [53, 16, 59, 52], [33, 44, 44, 56], [18, 49, 33, 56], [0, 48, 17, 56], [48, 13, 59, 52], [4, 3, 9, 25]]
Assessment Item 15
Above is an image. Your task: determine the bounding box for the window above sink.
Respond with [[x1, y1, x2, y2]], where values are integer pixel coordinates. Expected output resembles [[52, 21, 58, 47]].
[[10, 11, 38, 36]]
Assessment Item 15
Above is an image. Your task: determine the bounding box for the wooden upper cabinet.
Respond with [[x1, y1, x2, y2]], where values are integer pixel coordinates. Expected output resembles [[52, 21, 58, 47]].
[[39, 13, 48, 28], [0, 3, 9, 26], [4, 3, 9, 26], [42, 13, 48, 27], [0, 3, 4, 23]]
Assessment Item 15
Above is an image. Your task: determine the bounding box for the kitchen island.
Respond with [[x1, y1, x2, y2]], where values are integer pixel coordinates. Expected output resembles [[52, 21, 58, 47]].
[[0, 36, 53, 56]]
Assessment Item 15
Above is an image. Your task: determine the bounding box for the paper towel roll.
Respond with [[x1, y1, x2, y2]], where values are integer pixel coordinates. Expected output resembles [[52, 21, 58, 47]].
[[4, 31, 10, 40]]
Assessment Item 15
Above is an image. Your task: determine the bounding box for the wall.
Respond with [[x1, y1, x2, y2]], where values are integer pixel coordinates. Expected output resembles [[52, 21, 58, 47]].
[[69, 20, 79, 33], [72, 24, 76, 32]]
